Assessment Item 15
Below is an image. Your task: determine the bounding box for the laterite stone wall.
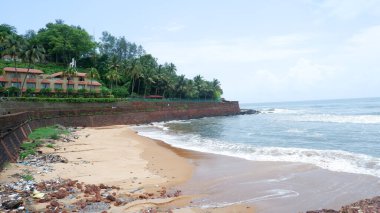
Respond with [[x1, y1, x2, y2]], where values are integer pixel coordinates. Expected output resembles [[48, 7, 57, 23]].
[[0, 101, 240, 167]]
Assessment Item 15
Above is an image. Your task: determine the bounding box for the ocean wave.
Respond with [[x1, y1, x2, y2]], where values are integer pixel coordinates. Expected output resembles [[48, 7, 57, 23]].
[[293, 114, 380, 124], [198, 189, 299, 208], [260, 108, 303, 114], [131, 126, 380, 177]]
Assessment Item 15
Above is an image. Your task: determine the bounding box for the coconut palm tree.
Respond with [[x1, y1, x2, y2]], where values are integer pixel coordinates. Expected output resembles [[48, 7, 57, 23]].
[[62, 66, 77, 97], [87, 67, 100, 92], [4, 35, 23, 73], [128, 59, 143, 95], [175, 75, 186, 99], [105, 69, 120, 90], [20, 43, 45, 96]]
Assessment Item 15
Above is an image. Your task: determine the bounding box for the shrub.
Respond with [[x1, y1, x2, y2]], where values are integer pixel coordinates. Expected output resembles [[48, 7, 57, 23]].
[[7, 87, 20, 96], [39, 88, 51, 97], [67, 88, 75, 96], [25, 88, 35, 97], [112, 87, 129, 98]]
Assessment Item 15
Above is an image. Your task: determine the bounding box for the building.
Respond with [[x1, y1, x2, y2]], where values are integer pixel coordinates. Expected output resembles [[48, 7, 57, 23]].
[[0, 67, 102, 93]]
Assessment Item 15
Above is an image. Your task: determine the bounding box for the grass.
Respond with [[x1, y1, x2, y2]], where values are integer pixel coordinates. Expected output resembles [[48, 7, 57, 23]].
[[21, 174, 34, 181], [19, 125, 68, 159], [28, 125, 68, 140], [19, 141, 42, 159], [46, 143, 55, 149]]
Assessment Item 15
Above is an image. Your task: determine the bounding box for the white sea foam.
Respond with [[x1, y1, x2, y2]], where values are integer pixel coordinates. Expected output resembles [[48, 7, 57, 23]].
[[261, 107, 380, 124], [260, 108, 303, 114], [198, 189, 299, 208], [132, 125, 380, 178], [294, 114, 380, 124]]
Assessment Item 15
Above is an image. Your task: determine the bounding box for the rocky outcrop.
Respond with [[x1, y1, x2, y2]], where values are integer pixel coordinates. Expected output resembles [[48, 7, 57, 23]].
[[239, 109, 260, 115], [306, 196, 380, 213]]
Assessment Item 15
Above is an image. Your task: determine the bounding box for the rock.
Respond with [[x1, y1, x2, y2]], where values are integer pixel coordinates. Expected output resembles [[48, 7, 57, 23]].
[[2, 200, 23, 209], [50, 200, 59, 207], [239, 109, 260, 115], [106, 195, 116, 202]]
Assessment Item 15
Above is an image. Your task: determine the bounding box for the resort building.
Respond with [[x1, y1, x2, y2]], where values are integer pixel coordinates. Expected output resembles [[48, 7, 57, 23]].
[[0, 67, 102, 92]]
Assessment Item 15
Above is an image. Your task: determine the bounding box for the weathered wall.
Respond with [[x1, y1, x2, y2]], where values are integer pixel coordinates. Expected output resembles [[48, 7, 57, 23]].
[[0, 101, 240, 166]]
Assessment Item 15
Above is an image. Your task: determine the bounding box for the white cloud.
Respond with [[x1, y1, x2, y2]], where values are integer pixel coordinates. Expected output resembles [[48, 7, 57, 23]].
[[144, 35, 316, 65], [316, 0, 380, 20]]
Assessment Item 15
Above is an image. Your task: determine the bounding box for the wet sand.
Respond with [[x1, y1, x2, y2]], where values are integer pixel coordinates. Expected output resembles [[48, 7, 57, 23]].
[[175, 151, 380, 213]]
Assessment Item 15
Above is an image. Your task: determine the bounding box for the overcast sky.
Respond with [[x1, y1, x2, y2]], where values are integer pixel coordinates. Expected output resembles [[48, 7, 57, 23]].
[[2, 0, 380, 103]]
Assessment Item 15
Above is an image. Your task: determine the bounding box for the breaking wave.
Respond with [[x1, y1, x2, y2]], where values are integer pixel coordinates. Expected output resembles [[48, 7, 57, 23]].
[[133, 124, 380, 178]]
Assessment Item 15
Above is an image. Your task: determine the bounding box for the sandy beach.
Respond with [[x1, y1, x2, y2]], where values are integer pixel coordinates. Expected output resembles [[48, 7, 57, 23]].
[[0, 125, 253, 212], [2, 124, 380, 212]]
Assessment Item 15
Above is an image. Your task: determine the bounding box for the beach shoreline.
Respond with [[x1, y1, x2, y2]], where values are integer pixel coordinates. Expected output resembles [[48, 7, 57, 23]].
[[0, 125, 253, 212], [1, 124, 380, 212]]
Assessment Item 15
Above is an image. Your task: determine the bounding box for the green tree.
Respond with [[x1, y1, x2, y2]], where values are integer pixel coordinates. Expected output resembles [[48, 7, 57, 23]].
[[20, 43, 45, 96], [62, 66, 77, 97], [35, 20, 95, 63], [87, 67, 100, 92], [128, 59, 143, 95], [105, 69, 120, 90]]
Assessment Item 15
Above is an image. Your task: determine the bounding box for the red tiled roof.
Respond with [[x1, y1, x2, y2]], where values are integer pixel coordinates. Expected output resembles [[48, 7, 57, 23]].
[[11, 78, 21, 82], [51, 72, 86, 77], [0, 77, 7, 82], [145, 95, 163, 99], [88, 81, 101, 86], [78, 82, 87, 85], [26, 79, 37, 83], [3, 67, 43, 74], [54, 80, 64, 84], [41, 79, 51, 84], [68, 80, 75, 84]]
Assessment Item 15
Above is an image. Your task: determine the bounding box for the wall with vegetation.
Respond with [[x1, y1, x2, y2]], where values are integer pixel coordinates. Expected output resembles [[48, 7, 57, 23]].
[[0, 101, 240, 167]]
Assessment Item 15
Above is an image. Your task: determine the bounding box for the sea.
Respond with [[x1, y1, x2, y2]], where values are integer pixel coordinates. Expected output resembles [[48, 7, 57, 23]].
[[133, 97, 380, 178]]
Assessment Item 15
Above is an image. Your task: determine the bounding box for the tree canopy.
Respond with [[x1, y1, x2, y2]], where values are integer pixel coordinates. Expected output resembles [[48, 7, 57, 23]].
[[0, 20, 223, 100]]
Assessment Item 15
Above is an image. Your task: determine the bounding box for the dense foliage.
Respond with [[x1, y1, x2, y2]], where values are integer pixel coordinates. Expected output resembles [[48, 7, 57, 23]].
[[0, 20, 223, 100]]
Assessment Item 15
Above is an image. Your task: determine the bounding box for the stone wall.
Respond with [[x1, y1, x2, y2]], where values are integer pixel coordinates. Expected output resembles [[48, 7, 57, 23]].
[[0, 101, 240, 167]]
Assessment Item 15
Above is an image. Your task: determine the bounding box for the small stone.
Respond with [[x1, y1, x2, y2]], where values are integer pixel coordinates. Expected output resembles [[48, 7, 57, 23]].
[[106, 195, 116, 202], [50, 200, 60, 207], [2, 200, 23, 209]]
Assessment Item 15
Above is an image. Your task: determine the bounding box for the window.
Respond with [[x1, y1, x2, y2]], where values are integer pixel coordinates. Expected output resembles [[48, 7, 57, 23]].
[[67, 84, 74, 89], [0, 82, 6, 87], [27, 83, 36, 89], [41, 83, 50, 89], [27, 74, 36, 79], [79, 77, 85, 81], [78, 84, 85, 89], [11, 73, 20, 78], [54, 84, 62, 89], [11, 82, 21, 88]]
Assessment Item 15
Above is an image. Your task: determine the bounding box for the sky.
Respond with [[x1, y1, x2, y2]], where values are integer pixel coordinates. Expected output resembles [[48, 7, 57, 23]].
[[2, 0, 380, 103]]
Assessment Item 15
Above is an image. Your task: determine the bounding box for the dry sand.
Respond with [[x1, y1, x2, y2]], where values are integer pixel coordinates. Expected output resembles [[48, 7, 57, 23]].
[[0, 125, 253, 212]]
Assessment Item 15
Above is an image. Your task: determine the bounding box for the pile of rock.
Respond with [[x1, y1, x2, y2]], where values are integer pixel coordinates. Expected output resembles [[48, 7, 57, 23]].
[[18, 154, 68, 173], [306, 196, 380, 213]]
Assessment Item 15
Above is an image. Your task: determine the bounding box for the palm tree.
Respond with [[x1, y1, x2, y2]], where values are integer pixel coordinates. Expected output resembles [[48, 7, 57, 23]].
[[211, 79, 223, 100], [105, 69, 120, 90], [175, 75, 186, 99], [62, 66, 77, 97], [20, 43, 45, 96], [87, 67, 100, 92], [4, 35, 23, 74], [128, 59, 143, 95]]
